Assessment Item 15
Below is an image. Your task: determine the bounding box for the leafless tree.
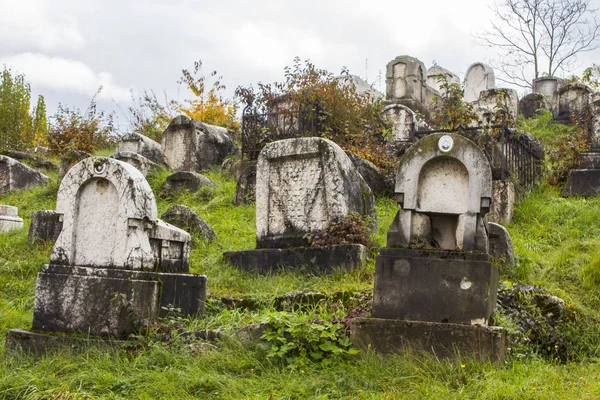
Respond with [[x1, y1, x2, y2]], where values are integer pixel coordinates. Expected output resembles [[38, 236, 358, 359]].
[[476, 0, 600, 89]]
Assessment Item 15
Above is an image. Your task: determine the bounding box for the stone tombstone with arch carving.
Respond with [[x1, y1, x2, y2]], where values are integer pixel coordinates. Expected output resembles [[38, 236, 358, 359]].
[[25, 157, 206, 338], [350, 133, 505, 362], [382, 104, 415, 145], [464, 62, 496, 103]]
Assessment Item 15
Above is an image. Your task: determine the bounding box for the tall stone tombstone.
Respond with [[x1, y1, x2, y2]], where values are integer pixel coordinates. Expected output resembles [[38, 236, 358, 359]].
[[350, 133, 505, 361], [464, 62, 496, 103], [563, 92, 600, 196], [161, 115, 235, 172], [224, 137, 376, 274], [0, 155, 51, 195], [386, 55, 427, 104], [6, 157, 207, 348]]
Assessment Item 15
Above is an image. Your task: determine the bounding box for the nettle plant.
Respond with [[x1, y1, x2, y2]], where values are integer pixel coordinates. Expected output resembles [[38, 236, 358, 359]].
[[260, 311, 358, 370]]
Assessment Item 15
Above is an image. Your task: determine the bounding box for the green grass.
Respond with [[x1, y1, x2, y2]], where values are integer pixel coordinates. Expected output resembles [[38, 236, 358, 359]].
[[2, 157, 600, 398]]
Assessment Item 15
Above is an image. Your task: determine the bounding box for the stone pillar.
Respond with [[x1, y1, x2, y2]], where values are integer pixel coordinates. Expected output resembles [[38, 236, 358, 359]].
[[0, 205, 24, 232]]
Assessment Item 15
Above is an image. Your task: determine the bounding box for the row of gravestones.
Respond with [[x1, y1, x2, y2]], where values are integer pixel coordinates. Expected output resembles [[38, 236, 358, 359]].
[[5, 132, 512, 361], [383, 55, 600, 135]]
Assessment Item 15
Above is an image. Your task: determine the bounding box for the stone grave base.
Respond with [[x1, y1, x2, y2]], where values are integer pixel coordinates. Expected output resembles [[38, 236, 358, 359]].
[[349, 318, 506, 362], [5, 328, 130, 356], [373, 248, 498, 324], [0, 205, 24, 232], [562, 169, 600, 196], [223, 244, 368, 274], [33, 264, 207, 336]]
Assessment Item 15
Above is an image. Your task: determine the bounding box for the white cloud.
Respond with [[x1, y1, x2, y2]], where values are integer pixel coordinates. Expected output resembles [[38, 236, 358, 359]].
[[0, 53, 131, 103], [0, 0, 85, 52]]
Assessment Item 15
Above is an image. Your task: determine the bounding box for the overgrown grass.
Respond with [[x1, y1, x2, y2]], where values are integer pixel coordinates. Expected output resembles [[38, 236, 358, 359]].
[[2, 156, 600, 398]]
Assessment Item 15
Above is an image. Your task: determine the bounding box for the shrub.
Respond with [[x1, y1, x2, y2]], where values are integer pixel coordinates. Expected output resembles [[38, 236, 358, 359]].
[[305, 212, 375, 249]]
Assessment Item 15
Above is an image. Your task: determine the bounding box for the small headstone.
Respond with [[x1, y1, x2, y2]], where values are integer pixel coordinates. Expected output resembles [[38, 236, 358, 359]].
[[28, 210, 63, 243], [488, 180, 516, 225], [161, 115, 235, 171], [164, 171, 216, 192], [234, 165, 256, 205], [110, 151, 159, 176], [464, 62, 496, 103], [0, 155, 51, 195], [116, 132, 165, 165], [0, 205, 24, 232], [519, 93, 550, 119], [475, 88, 519, 123], [161, 204, 216, 241], [553, 83, 592, 123], [488, 222, 515, 267]]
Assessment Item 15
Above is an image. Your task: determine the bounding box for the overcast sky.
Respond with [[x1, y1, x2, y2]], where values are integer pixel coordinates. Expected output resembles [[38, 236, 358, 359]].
[[1, 0, 599, 131]]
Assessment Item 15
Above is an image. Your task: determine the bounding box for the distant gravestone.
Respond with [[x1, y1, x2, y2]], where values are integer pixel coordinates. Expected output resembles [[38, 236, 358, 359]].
[[385, 55, 427, 103], [224, 137, 376, 273], [0, 155, 51, 195], [464, 62, 496, 103], [163, 171, 216, 193], [519, 93, 550, 119], [382, 104, 415, 144], [553, 83, 592, 123], [0, 205, 24, 232], [533, 77, 563, 98], [475, 88, 519, 123], [116, 132, 165, 165], [28, 210, 62, 243], [161, 115, 235, 171], [488, 222, 515, 268], [234, 165, 256, 205], [161, 204, 216, 241], [351, 133, 504, 362], [426, 64, 460, 93], [9, 157, 207, 341], [110, 151, 159, 176]]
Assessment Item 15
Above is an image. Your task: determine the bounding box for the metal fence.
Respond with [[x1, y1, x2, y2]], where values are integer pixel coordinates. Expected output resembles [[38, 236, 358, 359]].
[[414, 124, 544, 187], [241, 105, 322, 160]]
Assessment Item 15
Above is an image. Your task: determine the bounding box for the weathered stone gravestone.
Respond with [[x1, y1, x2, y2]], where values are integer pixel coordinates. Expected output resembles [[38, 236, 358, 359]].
[[426, 64, 460, 93], [110, 151, 159, 176], [234, 165, 256, 205], [382, 104, 415, 145], [350, 133, 505, 361], [519, 93, 550, 119], [475, 88, 519, 123], [533, 77, 563, 98], [0, 155, 51, 195], [161, 115, 235, 172], [224, 137, 376, 273], [116, 132, 165, 165], [386, 55, 427, 104], [553, 83, 593, 123], [563, 92, 600, 196], [0, 205, 23, 232], [163, 171, 216, 193], [6, 157, 206, 348], [28, 210, 62, 243], [464, 62, 496, 103]]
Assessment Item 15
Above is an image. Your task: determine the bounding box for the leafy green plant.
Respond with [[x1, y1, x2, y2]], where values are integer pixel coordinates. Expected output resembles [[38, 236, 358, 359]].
[[431, 75, 478, 130], [260, 311, 358, 369]]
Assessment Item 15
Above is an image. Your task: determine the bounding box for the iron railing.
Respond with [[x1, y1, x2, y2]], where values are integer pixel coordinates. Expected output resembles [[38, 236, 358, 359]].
[[414, 124, 544, 187], [241, 105, 322, 160]]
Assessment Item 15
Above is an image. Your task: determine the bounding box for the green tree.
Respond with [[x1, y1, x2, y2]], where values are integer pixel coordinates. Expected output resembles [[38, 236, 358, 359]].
[[0, 67, 47, 151]]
